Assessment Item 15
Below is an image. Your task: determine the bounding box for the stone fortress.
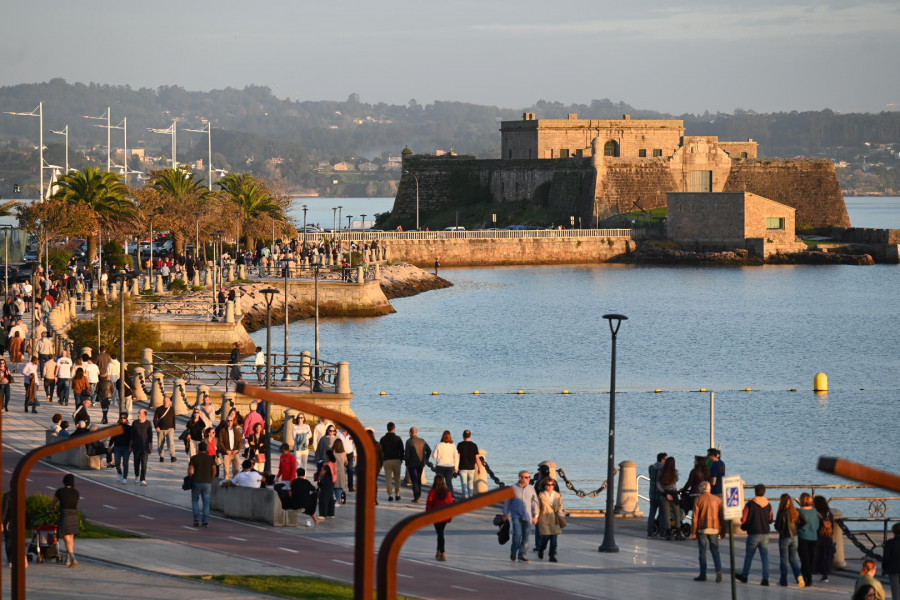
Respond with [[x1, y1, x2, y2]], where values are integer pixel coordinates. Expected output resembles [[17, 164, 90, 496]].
[[392, 114, 850, 229]]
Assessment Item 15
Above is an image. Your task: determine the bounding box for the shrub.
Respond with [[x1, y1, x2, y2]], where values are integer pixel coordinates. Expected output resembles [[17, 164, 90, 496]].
[[67, 297, 160, 363], [168, 279, 189, 295], [104, 254, 134, 270], [47, 249, 73, 274]]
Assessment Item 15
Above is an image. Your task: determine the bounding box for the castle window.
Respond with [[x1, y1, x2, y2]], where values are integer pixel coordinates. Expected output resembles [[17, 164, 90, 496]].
[[560, 149, 570, 158], [740, 152, 748, 159], [766, 217, 785, 230], [638, 149, 647, 158], [603, 140, 619, 157], [652, 149, 663, 157]]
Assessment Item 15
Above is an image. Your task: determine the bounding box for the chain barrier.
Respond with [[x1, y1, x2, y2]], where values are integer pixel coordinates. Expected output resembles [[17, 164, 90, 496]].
[[480, 458, 507, 488], [557, 467, 618, 498], [837, 519, 883, 562]]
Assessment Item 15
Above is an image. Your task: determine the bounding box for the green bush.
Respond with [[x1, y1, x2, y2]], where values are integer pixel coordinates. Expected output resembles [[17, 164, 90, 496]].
[[67, 297, 160, 363], [104, 254, 133, 270], [168, 279, 189, 295], [47, 249, 73, 274]]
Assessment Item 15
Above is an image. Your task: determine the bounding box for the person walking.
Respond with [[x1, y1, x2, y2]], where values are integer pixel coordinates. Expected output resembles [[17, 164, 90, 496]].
[[502, 470, 539, 562], [647, 452, 667, 537], [51, 474, 80, 567], [317, 450, 337, 519], [111, 413, 132, 484], [0, 359, 12, 412], [380, 422, 404, 502], [55, 350, 72, 406], [775, 493, 806, 587], [216, 412, 244, 479], [426, 474, 454, 561], [432, 430, 459, 498], [131, 409, 153, 485], [188, 441, 217, 528], [404, 427, 431, 503], [456, 430, 479, 499], [855, 560, 887, 600], [691, 481, 725, 582], [536, 477, 564, 562], [22, 355, 38, 413], [41, 354, 57, 404], [95, 373, 114, 424], [884, 523, 900, 600], [153, 396, 177, 463], [290, 413, 311, 473], [814, 495, 836, 582], [736, 483, 774, 586]]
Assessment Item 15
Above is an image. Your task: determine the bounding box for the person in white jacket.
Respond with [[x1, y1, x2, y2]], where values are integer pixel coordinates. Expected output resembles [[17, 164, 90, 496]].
[[432, 430, 459, 498]]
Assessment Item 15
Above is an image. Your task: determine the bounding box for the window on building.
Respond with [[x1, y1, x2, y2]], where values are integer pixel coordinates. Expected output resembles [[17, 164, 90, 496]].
[[740, 152, 748, 159], [766, 217, 785, 230], [638, 149, 647, 157], [548, 149, 554, 159], [689, 170, 713, 192], [560, 149, 569, 158], [604, 140, 619, 157], [652, 149, 663, 157]]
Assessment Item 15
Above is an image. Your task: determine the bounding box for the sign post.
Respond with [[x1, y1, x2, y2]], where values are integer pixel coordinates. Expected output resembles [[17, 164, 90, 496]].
[[722, 475, 744, 600]]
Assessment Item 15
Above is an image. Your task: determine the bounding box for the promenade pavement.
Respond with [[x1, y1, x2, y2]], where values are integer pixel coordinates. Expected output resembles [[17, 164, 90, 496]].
[[1, 384, 867, 600]]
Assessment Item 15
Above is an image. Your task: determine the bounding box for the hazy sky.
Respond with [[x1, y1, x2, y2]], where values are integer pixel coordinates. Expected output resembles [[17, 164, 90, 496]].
[[3, 0, 898, 115]]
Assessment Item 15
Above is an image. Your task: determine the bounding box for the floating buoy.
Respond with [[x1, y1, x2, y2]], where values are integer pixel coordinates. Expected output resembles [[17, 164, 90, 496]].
[[561, 390, 569, 395], [472, 391, 480, 395], [516, 390, 524, 395], [745, 388, 752, 392], [790, 388, 797, 392], [655, 389, 662, 394], [814, 372, 828, 392], [432, 391, 439, 395], [699, 388, 707, 393], [379, 391, 386, 396]]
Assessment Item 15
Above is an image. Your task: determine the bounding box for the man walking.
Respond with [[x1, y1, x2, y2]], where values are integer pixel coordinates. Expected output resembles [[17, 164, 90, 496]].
[[502, 470, 539, 562], [648, 452, 667, 536], [153, 396, 177, 462], [131, 409, 153, 485], [456, 430, 479, 500], [188, 441, 217, 527], [228, 342, 243, 383], [692, 481, 725, 582], [736, 484, 773, 586], [379, 422, 404, 502], [217, 412, 243, 479], [55, 350, 73, 405], [404, 427, 431, 503]]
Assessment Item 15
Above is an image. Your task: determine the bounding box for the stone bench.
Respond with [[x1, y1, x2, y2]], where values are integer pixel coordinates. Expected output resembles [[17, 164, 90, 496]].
[[209, 480, 299, 526], [44, 431, 104, 470]]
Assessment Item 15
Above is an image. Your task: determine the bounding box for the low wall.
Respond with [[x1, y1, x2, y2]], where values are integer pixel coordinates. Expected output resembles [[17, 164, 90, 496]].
[[153, 320, 255, 353], [385, 237, 633, 267], [45, 431, 103, 470], [210, 480, 299, 526]]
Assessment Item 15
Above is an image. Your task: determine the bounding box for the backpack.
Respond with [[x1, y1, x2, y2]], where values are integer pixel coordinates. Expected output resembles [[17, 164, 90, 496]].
[[818, 516, 833, 538]]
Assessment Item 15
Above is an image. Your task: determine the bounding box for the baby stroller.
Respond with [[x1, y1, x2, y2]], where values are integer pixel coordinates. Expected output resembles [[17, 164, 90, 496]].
[[27, 525, 61, 563], [651, 490, 692, 540]]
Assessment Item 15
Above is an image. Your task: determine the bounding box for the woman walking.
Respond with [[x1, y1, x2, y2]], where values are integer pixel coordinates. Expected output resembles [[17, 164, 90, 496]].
[[426, 474, 454, 561], [51, 474, 80, 567], [332, 438, 348, 505], [317, 450, 337, 519], [71, 368, 90, 408], [185, 409, 206, 457], [797, 492, 820, 588], [814, 495, 836, 582], [775, 493, 805, 587], [0, 359, 12, 412], [432, 430, 459, 498], [537, 477, 565, 562], [246, 422, 267, 472], [290, 413, 312, 473]]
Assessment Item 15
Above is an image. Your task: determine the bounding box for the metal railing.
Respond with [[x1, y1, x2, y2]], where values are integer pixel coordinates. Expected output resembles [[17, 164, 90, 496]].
[[303, 228, 633, 242]]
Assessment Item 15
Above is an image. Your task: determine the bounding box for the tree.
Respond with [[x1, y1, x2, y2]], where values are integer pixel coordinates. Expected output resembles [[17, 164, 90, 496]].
[[147, 167, 210, 256], [217, 173, 287, 250], [50, 167, 136, 261], [16, 198, 96, 265]]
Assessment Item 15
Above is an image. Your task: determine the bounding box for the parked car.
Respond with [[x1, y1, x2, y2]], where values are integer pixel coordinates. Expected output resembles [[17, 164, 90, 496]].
[[5, 263, 36, 283], [444, 226, 466, 231]]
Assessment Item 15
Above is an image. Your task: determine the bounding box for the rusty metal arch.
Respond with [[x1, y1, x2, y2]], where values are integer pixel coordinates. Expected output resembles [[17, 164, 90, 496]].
[[376, 487, 513, 600], [7, 424, 124, 600]]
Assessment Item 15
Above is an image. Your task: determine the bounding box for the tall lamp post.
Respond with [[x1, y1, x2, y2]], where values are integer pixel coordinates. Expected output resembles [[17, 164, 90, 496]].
[[260, 287, 280, 474], [361, 214, 367, 232], [48, 125, 70, 174], [301, 205, 308, 244], [0, 225, 11, 301], [403, 170, 419, 230], [281, 258, 293, 381], [5, 102, 44, 202], [84, 106, 111, 172], [598, 313, 628, 554], [346, 215, 353, 232], [332, 207, 337, 235], [116, 271, 127, 407], [193, 211, 201, 261], [337, 206, 343, 241]]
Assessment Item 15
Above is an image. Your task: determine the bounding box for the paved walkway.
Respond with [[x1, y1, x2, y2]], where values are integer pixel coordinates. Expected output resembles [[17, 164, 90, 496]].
[[1, 387, 869, 600]]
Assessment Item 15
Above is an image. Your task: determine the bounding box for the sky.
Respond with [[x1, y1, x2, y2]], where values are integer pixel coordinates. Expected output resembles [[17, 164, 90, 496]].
[[2, 0, 899, 115]]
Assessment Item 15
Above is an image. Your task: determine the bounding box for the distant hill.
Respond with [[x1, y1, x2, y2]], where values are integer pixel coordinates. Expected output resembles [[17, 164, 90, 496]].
[[1, 79, 898, 196]]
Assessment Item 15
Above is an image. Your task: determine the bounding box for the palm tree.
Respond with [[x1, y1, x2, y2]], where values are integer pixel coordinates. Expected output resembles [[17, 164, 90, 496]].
[[148, 167, 209, 256], [51, 167, 135, 262], [217, 173, 286, 251]]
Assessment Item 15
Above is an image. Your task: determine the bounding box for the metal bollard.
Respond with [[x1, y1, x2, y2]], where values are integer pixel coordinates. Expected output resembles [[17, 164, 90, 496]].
[[615, 460, 644, 517]]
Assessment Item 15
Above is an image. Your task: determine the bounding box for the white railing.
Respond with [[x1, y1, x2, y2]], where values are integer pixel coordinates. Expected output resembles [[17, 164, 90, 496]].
[[304, 228, 633, 242]]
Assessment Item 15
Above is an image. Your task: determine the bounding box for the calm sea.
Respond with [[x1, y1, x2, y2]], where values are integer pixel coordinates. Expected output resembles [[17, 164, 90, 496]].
[[257, 197, 900, 511]]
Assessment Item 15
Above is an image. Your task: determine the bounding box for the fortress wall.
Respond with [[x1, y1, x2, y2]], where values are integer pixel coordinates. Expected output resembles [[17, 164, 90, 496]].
[[723, 159, 850, 228], [595, 159, 678, 217], [385, 237, 631, 267]]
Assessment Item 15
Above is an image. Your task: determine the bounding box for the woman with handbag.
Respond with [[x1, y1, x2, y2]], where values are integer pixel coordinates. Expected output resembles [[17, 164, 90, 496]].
[[657, 456, 685, 540], [71, 368, 90, 408], [775, 493, 806, 587], [246, 422, 267, 472], [0, 359, 13, 412], [317, 450, 337, 519], [813, 495, 836, 582], [536, 477, 565, 562], [426, 474, 454, 561]]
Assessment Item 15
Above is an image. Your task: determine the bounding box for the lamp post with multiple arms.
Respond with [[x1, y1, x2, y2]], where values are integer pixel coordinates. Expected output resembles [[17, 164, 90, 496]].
[[183, 122, 214, 190], [302, 205, 308, 244], [48, 125, 69, 174], [116, 271, 128, 404], [5, 102, 44, 202], [148, 120, 177, 169], [332, 207, 338, 235], [403, 170, 419, 230], [346, 215, 353, 232], [598, 313, 627, 553], [282, 258, 293, 381], [83, 106, 111, 172], [337, 206, 343, 241], [260, 287, 280, 474]]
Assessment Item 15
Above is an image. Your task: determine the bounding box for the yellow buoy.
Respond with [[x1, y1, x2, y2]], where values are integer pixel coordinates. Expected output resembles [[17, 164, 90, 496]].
[[790, 388, 797, 392], [814, 372, 828, 392], [745, 388, 752, 392], [516, 390, 524, 395], [379, 391, 387, 396], [655, 389, 662, 393], [472, 391, 480, 395], [562, 390, 569, 395], [432, 391, 439, 395], [699, 388, 707, 393]]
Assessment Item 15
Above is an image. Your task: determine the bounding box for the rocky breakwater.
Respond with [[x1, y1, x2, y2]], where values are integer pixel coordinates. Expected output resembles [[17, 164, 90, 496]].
[[238, 263, 452, 333], [614, 246, 875, 266]]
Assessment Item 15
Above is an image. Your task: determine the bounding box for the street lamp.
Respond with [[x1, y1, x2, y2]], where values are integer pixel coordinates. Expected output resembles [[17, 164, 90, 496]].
[[0, 225, 11, 301], [282, 258, 293, 382], [312, 264, 323, 392], [260, 287, 280, 475], [148, 209, 162, 282], [346, 215, 353, 232], [48, 125, 69, 174], [598, 313, 627, 553], [183, 122, 215, 190], [116, 271, 128, 409], [332, 207, 337, 235], [83, 106, 111, 172], [337, 206, 343, 242], [234, 210, 242, 260], [148, 120, 177, 169], [193, 211, 201, 263], [361, 214, 367, 232], [211, 230, 224, 322], [5, 102, 44, 202], [404, 170, 419, 230]]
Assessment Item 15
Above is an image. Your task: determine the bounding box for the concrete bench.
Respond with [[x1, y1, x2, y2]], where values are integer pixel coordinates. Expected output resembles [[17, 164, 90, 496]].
[[44, 431, 104, 470], [209, 480, 299, 526]]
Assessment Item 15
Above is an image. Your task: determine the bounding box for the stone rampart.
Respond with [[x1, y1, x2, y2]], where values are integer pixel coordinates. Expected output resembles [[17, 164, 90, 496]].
[[724, 159, 849, 228], [595, 159, 677, 217], [385, 236, 632, 267]]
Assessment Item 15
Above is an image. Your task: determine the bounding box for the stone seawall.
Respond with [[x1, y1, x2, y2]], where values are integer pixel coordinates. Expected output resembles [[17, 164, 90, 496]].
[[385, 237, 633, 267]]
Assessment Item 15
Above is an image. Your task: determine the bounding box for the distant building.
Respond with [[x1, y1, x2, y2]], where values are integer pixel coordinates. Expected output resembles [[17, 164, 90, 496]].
[[358, 162, 378, 172], [333, 162, 355, 171]]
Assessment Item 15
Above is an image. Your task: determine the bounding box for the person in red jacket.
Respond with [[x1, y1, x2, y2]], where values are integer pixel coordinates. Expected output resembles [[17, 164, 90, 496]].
[[426, 474, 454, 561], [276, 443, 297, 483]]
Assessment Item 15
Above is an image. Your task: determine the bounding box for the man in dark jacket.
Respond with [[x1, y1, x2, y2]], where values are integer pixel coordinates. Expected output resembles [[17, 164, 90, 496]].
[[131, 409, 154, 485], [153, 396, 177, 463], [379, 422, 404, 502], [736, 484, 773, 586], [404, 427, 431, 503]]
